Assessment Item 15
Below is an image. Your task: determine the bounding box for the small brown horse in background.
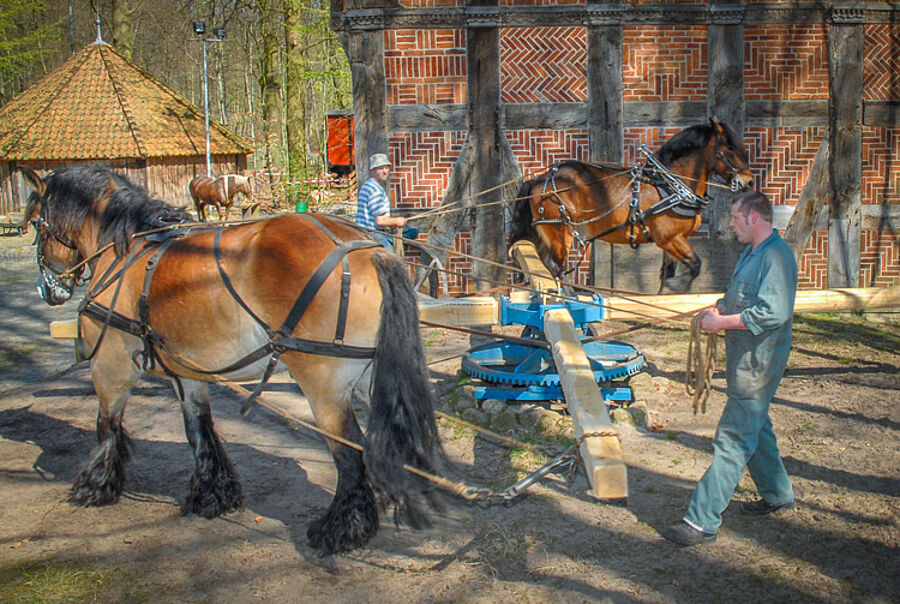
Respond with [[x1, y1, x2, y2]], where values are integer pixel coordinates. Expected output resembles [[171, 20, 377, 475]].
[[189, 174, 252, 221], [510, 119, 754, 293], [23, 165, 439, 556]]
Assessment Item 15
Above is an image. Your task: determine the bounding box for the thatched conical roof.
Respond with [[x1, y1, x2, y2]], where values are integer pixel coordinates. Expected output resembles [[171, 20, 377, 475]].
[[0, 42, 253, 161]]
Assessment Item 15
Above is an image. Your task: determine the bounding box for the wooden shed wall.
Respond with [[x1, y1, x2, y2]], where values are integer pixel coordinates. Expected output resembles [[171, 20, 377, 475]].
[[0, 155, 249, 214], [336, 1, 900, 294]]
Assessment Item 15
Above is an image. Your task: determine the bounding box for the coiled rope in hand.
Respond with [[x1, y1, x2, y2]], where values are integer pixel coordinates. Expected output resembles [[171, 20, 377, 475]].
[[685, 311, 717, 414]]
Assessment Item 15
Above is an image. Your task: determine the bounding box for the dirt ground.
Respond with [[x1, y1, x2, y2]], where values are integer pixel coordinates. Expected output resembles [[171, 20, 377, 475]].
[[0, 231, 898, 603]]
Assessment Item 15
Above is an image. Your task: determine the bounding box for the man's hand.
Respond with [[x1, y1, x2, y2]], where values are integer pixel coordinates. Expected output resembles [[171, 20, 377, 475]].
[[700, 308, 722, 334], [374, 214, 407, 228], [700, 306, 747, 333]]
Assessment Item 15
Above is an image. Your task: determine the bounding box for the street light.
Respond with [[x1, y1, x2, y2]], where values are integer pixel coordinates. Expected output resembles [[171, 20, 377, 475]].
[[189, 22, 225, 177]]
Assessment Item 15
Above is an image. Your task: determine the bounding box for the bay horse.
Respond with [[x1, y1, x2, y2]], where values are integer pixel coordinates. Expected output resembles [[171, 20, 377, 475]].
[[510, 119, 754, 293], [22, 165, 439, 556], [189, 174, 252, 222]]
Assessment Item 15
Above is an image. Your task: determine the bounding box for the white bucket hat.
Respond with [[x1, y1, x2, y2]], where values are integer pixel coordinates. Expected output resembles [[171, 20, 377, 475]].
[[369, 153, 391, 169]]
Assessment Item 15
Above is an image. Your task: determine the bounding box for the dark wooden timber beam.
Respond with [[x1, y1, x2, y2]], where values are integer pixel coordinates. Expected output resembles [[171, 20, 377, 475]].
[[828, 14, 864, 287]]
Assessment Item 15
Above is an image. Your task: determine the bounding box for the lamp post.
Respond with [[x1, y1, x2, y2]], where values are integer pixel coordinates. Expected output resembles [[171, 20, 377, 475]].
[[189, 22, 225, 177]]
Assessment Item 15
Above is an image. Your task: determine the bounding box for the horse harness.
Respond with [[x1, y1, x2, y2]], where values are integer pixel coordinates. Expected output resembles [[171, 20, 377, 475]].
[[532, 145, 711, 252], [77, 215, 380, 411]]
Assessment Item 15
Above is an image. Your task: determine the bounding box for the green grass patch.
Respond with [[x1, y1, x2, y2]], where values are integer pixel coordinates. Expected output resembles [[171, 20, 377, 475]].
[[0, 560, 150, 603], [665, 431, 678, 441]]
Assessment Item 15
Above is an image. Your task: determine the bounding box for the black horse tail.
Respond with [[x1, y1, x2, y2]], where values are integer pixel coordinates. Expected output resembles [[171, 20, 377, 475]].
[[365, 252, 441, 528], [508, 177, 538, 247]]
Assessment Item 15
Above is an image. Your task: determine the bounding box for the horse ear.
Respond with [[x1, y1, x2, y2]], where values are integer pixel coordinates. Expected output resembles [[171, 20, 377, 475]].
[[20, 166, 46, 196], [709, 116, 723, 132]]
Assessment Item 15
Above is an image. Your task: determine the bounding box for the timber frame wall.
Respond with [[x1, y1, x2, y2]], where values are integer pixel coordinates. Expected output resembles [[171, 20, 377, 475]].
[[333, 1, 900, 293]]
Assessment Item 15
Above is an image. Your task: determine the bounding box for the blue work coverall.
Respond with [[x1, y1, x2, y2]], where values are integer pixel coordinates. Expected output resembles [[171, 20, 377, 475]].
[[684, 230, 798, 534]]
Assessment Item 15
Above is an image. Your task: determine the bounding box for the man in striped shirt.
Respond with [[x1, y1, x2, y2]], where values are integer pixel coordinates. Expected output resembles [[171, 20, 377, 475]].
[[356, 153, 407, 249]]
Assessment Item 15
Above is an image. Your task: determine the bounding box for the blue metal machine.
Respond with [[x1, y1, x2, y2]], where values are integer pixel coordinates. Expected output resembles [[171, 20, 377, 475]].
[[461, 293, 645, 403]]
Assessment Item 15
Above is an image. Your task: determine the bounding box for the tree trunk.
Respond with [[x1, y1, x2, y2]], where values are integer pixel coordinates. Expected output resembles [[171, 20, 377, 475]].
[[285, 0, 308, 183], [111, 0, 135, 60], [259, 0, 286, 185]]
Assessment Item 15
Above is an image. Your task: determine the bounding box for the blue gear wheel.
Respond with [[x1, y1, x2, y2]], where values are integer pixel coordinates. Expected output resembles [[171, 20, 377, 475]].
[[461, 338, 644, 387]]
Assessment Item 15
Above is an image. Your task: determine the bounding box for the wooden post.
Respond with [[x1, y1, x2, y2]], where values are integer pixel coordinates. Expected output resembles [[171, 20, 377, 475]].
[[828, 12, 863, 287], [587, 1, 623, 166], [707, 1, 745, 240], [344, 27, 387, 179], [467, 0, 506, 291], [587, 1, 623, 289]]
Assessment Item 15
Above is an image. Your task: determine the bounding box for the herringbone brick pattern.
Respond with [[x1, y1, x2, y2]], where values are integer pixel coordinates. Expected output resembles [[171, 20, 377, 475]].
[[622, 26, 707, 101], [745, 25, 829, 100], [507, 130, 590, 176], [798, 231, 829, 290], [388, 131, 466, 211], [500, 27, 587, 103], [744, 126, 825, 207], [624, 127, 682, 164], [385, 29, 466, 105], [862, 126, 900, 206], [864, 25, 900, 101], [860, 231, 900, 287], [447, 232, 472, 295]]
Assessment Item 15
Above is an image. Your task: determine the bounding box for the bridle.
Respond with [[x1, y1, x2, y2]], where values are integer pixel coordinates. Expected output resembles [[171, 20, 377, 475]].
[[31, 205, 85, 301], [714, 141, 751, 192]]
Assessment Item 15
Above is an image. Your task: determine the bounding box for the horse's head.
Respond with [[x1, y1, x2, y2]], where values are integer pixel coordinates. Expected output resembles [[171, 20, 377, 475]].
[[233, 174, 252, 196], [709, 117, 754, 192], [22, 168, 83, 306]]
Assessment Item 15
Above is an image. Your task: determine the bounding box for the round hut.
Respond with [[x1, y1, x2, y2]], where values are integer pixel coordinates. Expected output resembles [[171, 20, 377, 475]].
[[0, 41, 253, 214]]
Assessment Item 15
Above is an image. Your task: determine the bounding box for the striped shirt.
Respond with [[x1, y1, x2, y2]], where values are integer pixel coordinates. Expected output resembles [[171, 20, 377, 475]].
[[356, 177, 391, 231]]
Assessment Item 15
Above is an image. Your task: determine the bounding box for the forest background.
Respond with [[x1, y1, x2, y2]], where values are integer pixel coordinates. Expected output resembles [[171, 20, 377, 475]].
[[1, 0, 352, 187]]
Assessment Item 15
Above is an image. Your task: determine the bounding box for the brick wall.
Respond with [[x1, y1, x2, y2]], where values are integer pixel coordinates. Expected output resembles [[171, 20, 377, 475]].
[[744, 25, 829, 101], [500, 27, 587, 103], [623, 26, 707, 101], [385, 29, 466, 105]]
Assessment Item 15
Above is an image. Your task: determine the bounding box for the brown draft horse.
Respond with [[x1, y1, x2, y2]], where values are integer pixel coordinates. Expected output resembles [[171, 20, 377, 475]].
[[189, 173, 252, 221], [510, 119, 754, 293], [22, 165, 439, 556]]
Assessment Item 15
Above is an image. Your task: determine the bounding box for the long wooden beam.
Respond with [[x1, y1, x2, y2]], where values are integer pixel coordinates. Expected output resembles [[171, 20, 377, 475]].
[[603, 286, 900, 321], [512, 240, 627, 500]]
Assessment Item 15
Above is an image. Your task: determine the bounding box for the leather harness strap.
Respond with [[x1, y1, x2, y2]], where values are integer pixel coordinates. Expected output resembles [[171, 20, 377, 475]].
[[77, 216, 383, 413]]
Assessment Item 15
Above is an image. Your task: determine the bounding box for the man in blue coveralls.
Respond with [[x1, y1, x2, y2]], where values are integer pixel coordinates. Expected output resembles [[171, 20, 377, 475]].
[[664, 190, 798, 546], [356, 153, 408, 249]]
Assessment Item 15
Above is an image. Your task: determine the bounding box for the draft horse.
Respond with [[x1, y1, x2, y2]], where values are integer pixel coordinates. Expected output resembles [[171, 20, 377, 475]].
[[189, 173, 252, 222], [23, 165, 439, 556], [510, 119, 754, 292]]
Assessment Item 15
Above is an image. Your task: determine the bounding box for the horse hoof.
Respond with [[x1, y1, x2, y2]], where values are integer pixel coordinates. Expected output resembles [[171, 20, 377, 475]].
[[306, 490, 379, 556], [69, 471, 122, 507], [184, 474, 243, 518]]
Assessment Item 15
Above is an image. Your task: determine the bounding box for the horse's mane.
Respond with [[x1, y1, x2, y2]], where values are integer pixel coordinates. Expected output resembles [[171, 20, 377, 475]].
[[36, 165, 192, 255], [657, 121, 739, 166]]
